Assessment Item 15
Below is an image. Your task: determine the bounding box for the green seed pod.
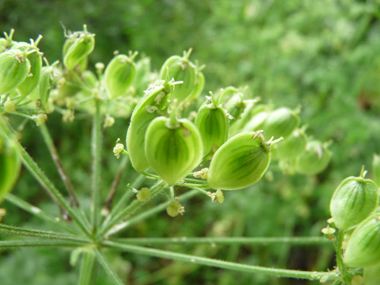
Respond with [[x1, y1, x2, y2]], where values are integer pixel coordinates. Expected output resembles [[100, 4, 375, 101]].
[[187, 71, 205, 102], [0, 131, 21, 203], [262, 107, 300, 139], [195, 104, 228, 155], [242, 110, 269, 133], [159, 50, 198, 102], [63, 27, 95, 71], [0, 49, 31, 95], [207, 132, 272, 190], [145, 117, 203, 186], [224, 92, 246, 125], [15, 47, 42, 97], [330, 176, 379, 230], [364, 262, 380, 285], [344, 215, 380, 268], [372, 154, 380, 187], [126, 84, 172, 172], [39, 66, 54, 111], [294, 141, 331, 175], [271, 128, 307, 160], [132, 57, 153, 96], [104, 54, 136, 98]]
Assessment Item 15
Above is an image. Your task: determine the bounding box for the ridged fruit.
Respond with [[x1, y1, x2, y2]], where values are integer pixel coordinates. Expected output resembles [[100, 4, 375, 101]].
[[104, 54, 136, 98], [145, 117, 203, 186], [207, 132, 271, 190], [126, 84, 172, 172], [195, 104, 228, 155], [330, 176, 379, 230]]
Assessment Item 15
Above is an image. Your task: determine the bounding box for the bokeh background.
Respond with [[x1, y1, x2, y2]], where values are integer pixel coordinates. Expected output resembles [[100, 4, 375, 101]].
[[1, 0, 380, 284]]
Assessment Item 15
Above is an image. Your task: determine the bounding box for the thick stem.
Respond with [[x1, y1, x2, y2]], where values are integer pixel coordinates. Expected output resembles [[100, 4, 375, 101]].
[[79, 252, 96, 285], [91, 99, 102, 234], [102, 241, 337, 281]]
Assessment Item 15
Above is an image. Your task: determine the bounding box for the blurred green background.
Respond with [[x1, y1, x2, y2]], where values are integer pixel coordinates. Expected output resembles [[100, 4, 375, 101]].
[[1, 0, 380, 284]]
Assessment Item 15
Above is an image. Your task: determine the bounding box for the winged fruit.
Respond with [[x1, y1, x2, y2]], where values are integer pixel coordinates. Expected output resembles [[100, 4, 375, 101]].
[[330, 175, 379, 230], [207, 132, 274, 190], [159, 49, 198, 102], [271, 128, 307, 160], [195, 103, 228, 156], [63, 26, 95, 71], [126, 83, 172, 172], [145, 116, 203, 186], [294, 141, 331, 175], [0, 49, 31, 95], [12, 40, 43, 97], [344, 215, 380, 268], [104, 54, 136, 98], [262, 107, 300, 139]]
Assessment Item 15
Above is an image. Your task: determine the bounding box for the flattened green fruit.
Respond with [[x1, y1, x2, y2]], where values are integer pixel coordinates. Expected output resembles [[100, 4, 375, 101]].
[[295, 141, 331, 175], [159, 52, 197, 102], [207, 132, 271, 190], [0, 50, 31, 95], [262, 107, 299, 139], [39, 66, 54, 111], [104, 54, 136, 98], [0, 132, 21, 203], [344, 216, 380, 268], [330, 176, 379, 230], [187, 71, 205, 102], [271, 128, 307, 160], [63, 30, 95, 71], [126, 84, 171, 172], [242, 110, 268, 133], [11, 42, 43, 97], [145, 117, 203, 186], [195, 104, 228, 155]]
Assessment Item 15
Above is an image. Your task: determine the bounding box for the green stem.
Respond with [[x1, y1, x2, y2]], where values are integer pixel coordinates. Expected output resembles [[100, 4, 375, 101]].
[[111, 236, 330, 246], [0, 239, 84, 249], [0, 223, 90, 243], [96, 181, 165, 239], [336, 230, 351, 284], [102, 241, 337, 281], [100, 174, 147, 235], [106, 189, 199, 236], [39, 124, 80, 207], [79, 252, 96, 285], [102, 155, 129, 215], [91, 98, 102, 234], [110, 173, 146, 217], [0, 119, 92, 237], [94, 248, 124, 285], [5, 193, 77, 234]]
